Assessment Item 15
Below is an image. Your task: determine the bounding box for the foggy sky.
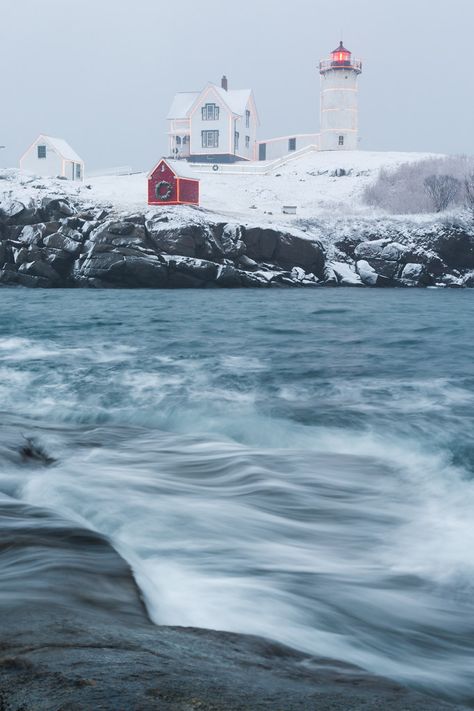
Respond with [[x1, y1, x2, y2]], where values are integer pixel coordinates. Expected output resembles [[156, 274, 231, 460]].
[[1, 0, 473, 171]]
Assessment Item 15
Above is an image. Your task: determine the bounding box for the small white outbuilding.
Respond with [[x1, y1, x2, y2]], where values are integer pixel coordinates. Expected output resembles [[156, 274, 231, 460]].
[[20, 134, 84, 181]]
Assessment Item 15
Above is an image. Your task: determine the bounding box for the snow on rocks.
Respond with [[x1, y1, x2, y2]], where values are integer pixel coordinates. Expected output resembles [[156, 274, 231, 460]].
[[1, 165, 474, 288]]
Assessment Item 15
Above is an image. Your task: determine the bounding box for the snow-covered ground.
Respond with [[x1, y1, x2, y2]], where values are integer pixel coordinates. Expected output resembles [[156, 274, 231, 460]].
[[2, 150, 438, 226]]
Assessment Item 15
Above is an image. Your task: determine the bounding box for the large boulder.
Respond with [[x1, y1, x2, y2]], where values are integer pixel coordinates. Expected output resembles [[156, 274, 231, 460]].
[[399, 262, 432, 287], [164, 256, 219, 288], [242, 226, 278, 262], [273, 232, 325, 277], [75, 253, 168, 287], [145, 218, 209, 258], [432, 230, 474, 270], [43, 232, 83, 255], [330, 261, 363, 287], [88, 220, 147, 248], [17, 260, 61, 285]]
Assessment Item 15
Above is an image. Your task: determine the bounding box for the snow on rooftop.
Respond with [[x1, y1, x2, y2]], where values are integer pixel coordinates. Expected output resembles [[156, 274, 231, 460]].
[[167, 92, 199, 119], [167, 85, 253, 119], [213, 86, 252, 116], [42, 135, 83, 163], [148, 158, 198, 180]]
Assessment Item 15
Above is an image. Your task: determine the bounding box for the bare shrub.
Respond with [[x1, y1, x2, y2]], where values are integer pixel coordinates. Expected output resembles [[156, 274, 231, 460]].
[[465, 173, 474, 215], [424, 174, 461, 212], [364, 156, 474, 215]]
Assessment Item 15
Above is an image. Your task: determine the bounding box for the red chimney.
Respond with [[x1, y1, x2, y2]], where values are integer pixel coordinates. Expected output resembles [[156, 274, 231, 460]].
[[221, 75, 228, 91]]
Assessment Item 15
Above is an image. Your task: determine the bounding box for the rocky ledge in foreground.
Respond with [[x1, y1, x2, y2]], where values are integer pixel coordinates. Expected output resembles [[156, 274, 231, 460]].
[[0, 490, 468, 711], [1, 191, 474, 288]]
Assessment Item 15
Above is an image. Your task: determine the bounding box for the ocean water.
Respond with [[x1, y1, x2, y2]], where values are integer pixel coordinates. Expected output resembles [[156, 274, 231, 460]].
[[0, 288, 473, 702]]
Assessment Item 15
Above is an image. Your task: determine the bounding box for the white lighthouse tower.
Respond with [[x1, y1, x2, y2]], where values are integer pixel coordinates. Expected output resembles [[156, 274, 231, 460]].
[[319, 42, 362, 151]]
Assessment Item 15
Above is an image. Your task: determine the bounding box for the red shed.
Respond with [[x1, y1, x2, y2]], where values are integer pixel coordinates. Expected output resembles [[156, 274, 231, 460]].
[[148, 158, 200, 206]]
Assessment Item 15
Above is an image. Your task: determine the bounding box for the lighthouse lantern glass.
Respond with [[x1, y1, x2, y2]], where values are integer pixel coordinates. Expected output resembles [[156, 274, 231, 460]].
[[332, 49, 351, 64]]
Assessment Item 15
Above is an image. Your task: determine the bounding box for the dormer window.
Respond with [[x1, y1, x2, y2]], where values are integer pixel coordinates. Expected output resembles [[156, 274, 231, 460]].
[[37, 145, 46, 159], [202, 103, 219, 121]]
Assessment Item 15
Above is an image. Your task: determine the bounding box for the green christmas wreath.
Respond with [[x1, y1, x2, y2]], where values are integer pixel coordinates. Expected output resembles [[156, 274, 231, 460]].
[[155, 181, 173, 201]]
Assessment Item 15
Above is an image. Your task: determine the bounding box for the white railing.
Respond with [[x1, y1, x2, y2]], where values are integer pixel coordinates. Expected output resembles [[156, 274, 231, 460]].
[[188, 144, 320, 176], [319, 59, 362, 74]]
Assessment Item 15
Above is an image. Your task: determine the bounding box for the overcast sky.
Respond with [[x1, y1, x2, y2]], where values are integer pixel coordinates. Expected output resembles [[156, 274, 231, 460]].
[[1, 0, 472, 171]]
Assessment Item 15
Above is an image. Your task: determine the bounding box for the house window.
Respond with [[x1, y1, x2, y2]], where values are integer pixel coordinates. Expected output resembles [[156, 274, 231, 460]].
[[202, 103, 219, 121], [183, 135, 189, 144], [288, 137, 296, 151], [37, 145, 46, 159], [75, 163, 81, 179], [176, 136, 182, 145], [246, 110, 251, 128], [202, 130, 219, 148], [245, 136, 250, 149], [234, 131, 240, 150], [338, 135, 344, 146]]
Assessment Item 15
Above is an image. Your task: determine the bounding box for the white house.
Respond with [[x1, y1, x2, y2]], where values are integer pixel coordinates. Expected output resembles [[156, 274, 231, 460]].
[[167, 76, 259, 163], [20, 135, 84, 180]]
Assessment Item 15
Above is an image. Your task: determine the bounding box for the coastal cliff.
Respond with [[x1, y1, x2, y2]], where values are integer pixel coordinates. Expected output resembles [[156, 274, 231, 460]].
[[0, 186, 473, 289]]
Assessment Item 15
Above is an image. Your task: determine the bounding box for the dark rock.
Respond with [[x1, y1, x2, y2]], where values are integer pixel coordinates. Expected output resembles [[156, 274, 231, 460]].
[[89, 221, 146, 247], [146, 219, 208, 258], [398, 263, 432, 287], [433, 230, 474, 270], [43, 232, 82, 255], [0, 498, 463, 711], [242, 226, 278, 262], [215, 264, 243, 287], [108, 220, 136, 236], [218, 223, 246, 259], [18, 224, 47, 245], [462, 271, 474, 287], [165, 256, 219, 287], [274, 232, 325, 277], [76, 253, 168, 288], [354, 239, 391, 260], [18, 260, 61, 283], [238, 254, 258, 270]]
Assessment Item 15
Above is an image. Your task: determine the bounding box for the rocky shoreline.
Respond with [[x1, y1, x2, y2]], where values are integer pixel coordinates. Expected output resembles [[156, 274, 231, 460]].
[[0, 491, 468, 711], [0, 190, 473, 289]]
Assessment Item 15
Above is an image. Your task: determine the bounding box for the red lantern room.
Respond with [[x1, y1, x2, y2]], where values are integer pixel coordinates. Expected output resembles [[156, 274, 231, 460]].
[[320, 41, 362, 75], [331, 41, 352, 66]]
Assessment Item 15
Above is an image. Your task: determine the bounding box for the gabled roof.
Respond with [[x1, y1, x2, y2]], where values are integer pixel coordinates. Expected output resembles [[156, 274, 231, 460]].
[[167, 92, 200, 120], [168, 83, 255, 120], [212, 86, 252, 116], [148, 158, 198, 180], [41, 135, 83, 162]]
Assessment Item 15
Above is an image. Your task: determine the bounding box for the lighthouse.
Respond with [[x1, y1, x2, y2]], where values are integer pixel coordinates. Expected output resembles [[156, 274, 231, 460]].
[[319, 42, 362, 151]]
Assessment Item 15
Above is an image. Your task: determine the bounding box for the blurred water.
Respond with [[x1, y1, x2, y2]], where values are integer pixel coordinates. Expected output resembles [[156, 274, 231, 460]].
[[0, 288, 473, 702]]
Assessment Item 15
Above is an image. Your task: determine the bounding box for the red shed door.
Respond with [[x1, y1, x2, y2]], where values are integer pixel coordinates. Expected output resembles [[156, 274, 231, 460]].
[[148, 160, 179, 204]]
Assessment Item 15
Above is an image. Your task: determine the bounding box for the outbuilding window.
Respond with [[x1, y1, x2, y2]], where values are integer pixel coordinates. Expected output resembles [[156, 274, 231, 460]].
[[202, 103, 219, 121], [202, 130, 219, 148], [338, 135, 344, 146], [37, 145, 46, 159], [288, 137, 296, 151]]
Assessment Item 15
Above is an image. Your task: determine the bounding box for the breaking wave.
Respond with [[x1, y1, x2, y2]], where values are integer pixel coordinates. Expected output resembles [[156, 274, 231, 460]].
[[0, 288, 473, 702]]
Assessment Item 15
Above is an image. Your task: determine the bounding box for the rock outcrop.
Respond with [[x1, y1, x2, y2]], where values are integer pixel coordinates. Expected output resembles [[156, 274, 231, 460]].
[[0, 496, 466, 711], [0, 196, 326, 289], [1, 189, 474, 288]]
